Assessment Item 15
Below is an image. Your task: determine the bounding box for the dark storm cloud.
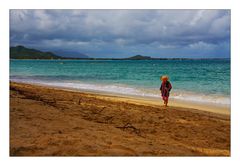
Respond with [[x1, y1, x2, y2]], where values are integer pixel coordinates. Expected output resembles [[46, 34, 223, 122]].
[[10, 9, 230, 58]]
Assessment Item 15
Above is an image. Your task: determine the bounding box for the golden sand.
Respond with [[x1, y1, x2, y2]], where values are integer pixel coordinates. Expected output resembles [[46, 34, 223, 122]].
[[10, 82, 230, 156]]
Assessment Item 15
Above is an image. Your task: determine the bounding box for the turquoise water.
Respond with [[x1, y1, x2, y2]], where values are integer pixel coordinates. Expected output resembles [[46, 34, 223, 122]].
[[10, 59, 230, 106]]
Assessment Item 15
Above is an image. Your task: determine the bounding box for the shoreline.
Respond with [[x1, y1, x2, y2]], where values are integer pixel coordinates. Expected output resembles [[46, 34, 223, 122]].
[[10, 82, 230, 156], [10, 81, 230, 115], [52, 87, 230, 116]]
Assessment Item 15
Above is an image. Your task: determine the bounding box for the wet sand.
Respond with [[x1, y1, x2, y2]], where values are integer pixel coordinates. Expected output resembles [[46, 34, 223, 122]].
[[10, 82, 230, 156]]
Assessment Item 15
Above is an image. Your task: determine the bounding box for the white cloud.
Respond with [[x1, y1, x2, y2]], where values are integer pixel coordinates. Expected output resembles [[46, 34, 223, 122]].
[[188, 41, 218, 50]]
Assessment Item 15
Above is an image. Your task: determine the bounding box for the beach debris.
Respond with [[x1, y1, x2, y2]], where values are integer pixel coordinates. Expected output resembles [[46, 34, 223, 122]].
[[116, 123, 142, 137]]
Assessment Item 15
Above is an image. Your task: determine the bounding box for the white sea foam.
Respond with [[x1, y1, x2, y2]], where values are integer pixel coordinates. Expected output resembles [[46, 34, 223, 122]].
[[171, 91, 230, 106], [11, 78, 230, 107]]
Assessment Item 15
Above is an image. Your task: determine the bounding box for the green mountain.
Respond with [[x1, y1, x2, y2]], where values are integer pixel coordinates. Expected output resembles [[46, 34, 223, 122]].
[[10, 46, 63, 59], [124, 55, 152, 60]]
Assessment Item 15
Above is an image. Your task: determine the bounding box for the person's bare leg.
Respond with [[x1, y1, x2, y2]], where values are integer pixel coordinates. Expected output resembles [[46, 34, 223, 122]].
[[165, 98, 168, 107]]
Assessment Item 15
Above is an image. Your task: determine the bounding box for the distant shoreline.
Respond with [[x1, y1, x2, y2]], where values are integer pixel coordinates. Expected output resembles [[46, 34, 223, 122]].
[[10, 58, 230, 60], [10, 46, 230, 60]]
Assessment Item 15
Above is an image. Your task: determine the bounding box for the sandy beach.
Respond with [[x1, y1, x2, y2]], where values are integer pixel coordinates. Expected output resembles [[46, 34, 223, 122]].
[[10, 82, 230, 156]]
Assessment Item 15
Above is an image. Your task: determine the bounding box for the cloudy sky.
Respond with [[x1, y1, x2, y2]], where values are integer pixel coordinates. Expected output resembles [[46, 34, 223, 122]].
[[10, 9, 230, 58]]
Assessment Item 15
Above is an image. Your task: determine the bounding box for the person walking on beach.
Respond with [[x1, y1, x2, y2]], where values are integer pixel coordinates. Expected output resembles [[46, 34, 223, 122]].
[[160, 75, 172, 107]]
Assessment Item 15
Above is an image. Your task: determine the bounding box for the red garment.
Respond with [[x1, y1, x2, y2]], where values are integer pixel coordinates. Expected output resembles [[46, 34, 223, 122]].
[[160, 81, 172, 98]]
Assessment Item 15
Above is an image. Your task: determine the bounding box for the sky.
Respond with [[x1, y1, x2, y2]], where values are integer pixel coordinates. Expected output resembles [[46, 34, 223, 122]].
[[10, 9, 230, 58]]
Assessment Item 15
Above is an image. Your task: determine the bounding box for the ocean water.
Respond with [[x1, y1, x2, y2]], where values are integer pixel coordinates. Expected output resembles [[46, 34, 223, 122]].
[[10, 59, 230, 106]]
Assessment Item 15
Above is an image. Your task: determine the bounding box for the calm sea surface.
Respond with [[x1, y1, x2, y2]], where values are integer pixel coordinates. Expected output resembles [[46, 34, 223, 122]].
[[10, 59, 230, 106]]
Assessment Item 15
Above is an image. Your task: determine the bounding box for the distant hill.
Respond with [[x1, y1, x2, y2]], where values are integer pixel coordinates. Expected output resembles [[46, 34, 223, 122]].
[[10, 46, 63, 59], [124, 55, 152, 60], [10, 46, 200, 60]]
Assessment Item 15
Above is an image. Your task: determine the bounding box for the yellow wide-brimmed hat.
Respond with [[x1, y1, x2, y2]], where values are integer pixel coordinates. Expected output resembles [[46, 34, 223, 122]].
[[160, 75, 169, 81]]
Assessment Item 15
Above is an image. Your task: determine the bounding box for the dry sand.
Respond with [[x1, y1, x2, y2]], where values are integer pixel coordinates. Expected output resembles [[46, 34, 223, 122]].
[[10, 82, 230, 156]]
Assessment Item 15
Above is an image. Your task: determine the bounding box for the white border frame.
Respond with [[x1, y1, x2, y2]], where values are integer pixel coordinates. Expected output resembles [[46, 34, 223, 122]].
[[1, 0, 240, 166]]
